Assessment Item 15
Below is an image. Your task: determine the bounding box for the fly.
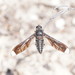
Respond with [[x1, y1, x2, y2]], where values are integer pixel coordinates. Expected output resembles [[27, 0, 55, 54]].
[[12, 25, 68, 54], [12, 6, 75, 54]]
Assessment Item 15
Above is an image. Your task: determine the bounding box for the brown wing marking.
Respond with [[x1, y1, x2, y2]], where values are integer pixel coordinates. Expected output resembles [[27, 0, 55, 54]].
[[13, 34, 35, 54], [44, 33, 68, 52]]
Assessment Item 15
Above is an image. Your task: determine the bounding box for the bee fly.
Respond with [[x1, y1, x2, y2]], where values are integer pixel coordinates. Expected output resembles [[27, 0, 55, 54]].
[[12, 6, 72, 55], [12, 25, 68, 54]]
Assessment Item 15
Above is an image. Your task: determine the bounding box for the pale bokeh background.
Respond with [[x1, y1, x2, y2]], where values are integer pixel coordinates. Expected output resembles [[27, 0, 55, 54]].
[[0, 0, 75, 75]]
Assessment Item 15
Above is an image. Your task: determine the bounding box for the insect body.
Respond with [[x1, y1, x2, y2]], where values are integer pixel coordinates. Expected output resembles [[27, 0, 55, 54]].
[[35, 25, 44, 54], [12, 25, 68, 54]]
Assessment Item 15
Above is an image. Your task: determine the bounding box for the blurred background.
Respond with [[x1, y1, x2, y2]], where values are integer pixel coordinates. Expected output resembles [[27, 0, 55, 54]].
[[0, 0, 75, 75]]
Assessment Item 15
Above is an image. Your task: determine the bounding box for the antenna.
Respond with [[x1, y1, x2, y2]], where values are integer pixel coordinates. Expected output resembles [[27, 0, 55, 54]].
[[43, 6, 75, 29]]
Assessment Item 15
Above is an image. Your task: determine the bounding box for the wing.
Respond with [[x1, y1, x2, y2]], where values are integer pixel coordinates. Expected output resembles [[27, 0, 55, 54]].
[[44, 33, 68, 52], [12, 34, 35, 54]]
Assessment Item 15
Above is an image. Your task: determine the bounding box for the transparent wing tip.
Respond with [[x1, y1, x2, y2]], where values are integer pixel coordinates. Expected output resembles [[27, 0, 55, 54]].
[[64, 48, 70, 54], [10, 51, 16, 56]]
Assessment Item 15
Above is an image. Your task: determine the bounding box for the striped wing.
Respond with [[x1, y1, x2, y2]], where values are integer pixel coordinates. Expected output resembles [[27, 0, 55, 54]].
[[44, 33, 68, 52], [12, 34, 35, 54]]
